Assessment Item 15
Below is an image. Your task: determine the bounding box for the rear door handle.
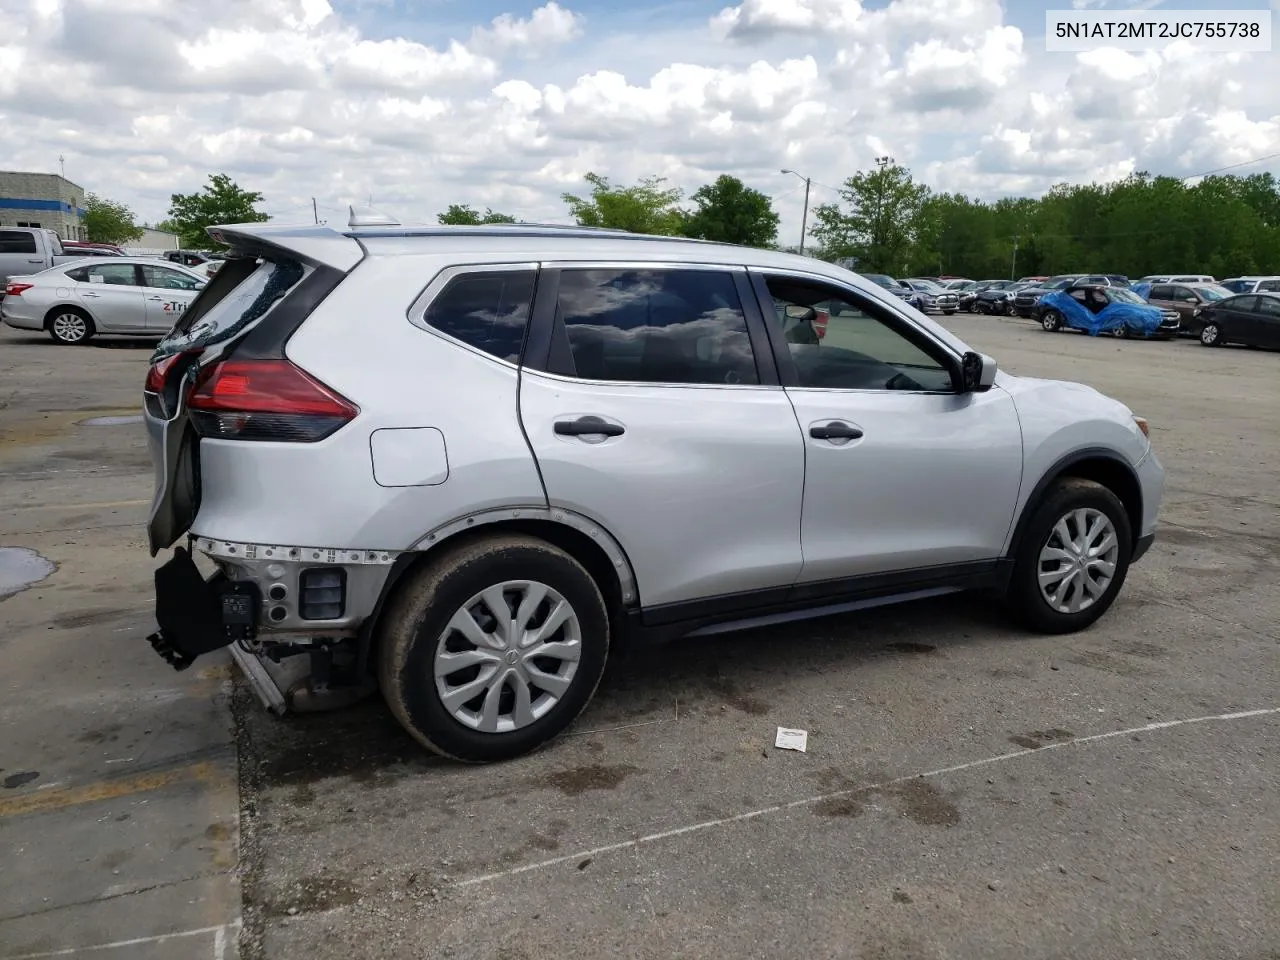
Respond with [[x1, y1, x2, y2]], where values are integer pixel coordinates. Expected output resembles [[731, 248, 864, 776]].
[[81, 292, 101, 298], [554, 416, 624, 437], [810, 422, 863, 441], [147, 296, 165, 302]]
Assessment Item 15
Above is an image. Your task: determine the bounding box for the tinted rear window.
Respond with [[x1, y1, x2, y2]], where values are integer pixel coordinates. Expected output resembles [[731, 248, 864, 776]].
[[422, 271, 535, 363], [0, 230, 37, 254], [153, 257, 305, 359]]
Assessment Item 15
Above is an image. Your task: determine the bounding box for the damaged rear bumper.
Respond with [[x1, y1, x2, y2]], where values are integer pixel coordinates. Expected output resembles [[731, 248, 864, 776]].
[[146, 546, 262, 670]]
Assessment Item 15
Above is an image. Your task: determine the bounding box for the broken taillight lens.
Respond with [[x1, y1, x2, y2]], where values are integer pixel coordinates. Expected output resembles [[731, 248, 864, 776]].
[[187, 358, 358, 442]]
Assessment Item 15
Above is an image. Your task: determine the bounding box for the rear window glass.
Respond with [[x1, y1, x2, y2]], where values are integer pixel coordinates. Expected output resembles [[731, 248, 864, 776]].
[[153, 257, 306, 360], [0, 230, 37, 254], [422, 271, 535, 363]]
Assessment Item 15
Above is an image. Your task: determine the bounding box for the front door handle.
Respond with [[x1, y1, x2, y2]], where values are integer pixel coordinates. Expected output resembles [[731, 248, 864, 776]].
[[27, 258, 44, 264], [810, 422, 863, 441], [147, 296, 165, 301], [554, 416, 624, 438]]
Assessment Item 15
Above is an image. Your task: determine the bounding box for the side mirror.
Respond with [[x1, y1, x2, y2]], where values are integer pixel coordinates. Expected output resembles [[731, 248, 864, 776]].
[[783, 305, 816, 321], [961, 351, 997, 392]]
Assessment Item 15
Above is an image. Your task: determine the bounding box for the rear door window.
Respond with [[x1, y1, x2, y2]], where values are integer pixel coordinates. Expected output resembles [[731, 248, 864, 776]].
[[85, 263, 140, 286], [1149, 285, 1173, 300], [555, 268, 758, 386]]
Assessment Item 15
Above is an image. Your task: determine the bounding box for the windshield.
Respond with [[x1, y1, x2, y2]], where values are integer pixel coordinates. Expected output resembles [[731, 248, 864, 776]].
[[863, 274, 898, 289], [1220, 279, 1251, 293], [909, 279, 944, 293], [1195, 285, 1230, 301], [1107, 288, 1147, 305], [152, 256, 307, 360]]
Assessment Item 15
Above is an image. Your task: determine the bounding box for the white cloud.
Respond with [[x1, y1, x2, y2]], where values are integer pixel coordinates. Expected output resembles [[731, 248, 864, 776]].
[[0, 0, 1273, 239], [471, 1, 584, 57]]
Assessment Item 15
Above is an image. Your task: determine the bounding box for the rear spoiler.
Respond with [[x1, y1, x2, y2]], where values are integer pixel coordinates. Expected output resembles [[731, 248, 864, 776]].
[[205, 223, 366, 273]]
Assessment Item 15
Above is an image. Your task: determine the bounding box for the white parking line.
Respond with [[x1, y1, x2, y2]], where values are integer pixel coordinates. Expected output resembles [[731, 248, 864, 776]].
[[1, 923, 239, 959], [458, 706, 1280, 889]]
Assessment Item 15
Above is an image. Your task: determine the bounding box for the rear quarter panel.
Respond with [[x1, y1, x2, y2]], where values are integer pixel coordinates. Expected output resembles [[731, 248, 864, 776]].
[[190, 254, 548, 549]]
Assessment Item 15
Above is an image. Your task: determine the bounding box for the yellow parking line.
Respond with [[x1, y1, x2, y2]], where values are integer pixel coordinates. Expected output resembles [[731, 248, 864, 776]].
[[0, 762, 223, 819]]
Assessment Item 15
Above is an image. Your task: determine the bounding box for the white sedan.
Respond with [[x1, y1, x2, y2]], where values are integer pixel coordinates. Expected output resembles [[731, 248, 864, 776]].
[[1, 257, 207, 345]]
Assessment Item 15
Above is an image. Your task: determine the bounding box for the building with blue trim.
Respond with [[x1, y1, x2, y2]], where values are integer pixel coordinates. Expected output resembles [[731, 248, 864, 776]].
[[0, 171, 86, 241]]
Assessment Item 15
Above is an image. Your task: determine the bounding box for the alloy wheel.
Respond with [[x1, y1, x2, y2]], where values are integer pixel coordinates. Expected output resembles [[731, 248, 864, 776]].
[[1037, 507, 1119, 614], [433, 580, 582, 734], [1200, 324, 1219, 345], [51, 312, 88, 343]]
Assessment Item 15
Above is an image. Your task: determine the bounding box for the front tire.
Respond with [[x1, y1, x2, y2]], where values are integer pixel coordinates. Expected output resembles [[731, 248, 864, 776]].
[[943, 309, 956, 316], [1041, 310, 1063, 332], [47, 308, 95, 345], [1007, 478, 1133, 634], [1200, 322, 1223, 346], [377, 534, 610, 762]]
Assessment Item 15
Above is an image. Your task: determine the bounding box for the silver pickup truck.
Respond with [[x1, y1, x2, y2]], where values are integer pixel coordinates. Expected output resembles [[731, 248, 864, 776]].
[[0, 227, 82, 299]]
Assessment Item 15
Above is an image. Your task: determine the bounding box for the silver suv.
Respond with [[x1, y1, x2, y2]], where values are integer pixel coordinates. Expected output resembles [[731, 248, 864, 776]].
[[143, 218, 1164, 762]]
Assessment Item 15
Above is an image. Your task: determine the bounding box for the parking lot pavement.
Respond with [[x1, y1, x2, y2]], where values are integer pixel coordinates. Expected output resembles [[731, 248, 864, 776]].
[[2, 318, 1277, 960], [0, 331, 240, 959]]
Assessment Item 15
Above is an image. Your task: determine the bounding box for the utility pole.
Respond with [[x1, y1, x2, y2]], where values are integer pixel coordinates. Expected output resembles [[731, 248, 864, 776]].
[[1011, 235, 1019, 280], [58, 154, 65, 178], [312, 197, 319, 224], [780, 169, 812, 255]]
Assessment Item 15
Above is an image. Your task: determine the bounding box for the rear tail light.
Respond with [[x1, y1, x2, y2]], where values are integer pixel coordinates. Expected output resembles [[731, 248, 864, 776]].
[[144, 349, 204, 419], [814, 310, 829, 339], [299, 568, 345, 620], [188, 358, 358, 442], [4, 282, 33, 297]]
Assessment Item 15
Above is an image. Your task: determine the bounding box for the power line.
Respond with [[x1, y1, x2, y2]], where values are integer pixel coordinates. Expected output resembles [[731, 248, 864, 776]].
[[1181, 151, 1280, 181]]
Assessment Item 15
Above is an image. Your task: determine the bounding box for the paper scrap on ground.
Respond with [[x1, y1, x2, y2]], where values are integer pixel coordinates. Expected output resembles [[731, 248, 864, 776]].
[[775, 727, 808, 752]]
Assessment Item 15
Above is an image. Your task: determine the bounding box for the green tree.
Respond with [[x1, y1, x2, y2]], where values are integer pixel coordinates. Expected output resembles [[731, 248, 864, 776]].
[[810, 161, 931, 272], [82, 193, 144, 245], [562, 172, 684, 235], [680, 174, 779, 248], [437, 204, 517, 225], [166, 174, 269, 249]]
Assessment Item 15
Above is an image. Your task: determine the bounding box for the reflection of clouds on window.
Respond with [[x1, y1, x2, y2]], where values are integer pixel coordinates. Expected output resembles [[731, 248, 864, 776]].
[[424, 272, 535, 363], [558, 270, 758, 385]]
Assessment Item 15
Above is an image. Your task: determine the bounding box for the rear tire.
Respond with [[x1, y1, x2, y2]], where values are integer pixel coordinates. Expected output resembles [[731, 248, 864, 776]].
[[1006, 478, 1133, 634], [377, 534, 610, 763], [46, 307, 95, 345]]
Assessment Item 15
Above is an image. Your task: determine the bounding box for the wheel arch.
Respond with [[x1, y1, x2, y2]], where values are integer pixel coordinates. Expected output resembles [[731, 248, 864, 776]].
[[1006, 448, 1143, 559], [361, 506, 641, 663], [43, 302, 93, 327]]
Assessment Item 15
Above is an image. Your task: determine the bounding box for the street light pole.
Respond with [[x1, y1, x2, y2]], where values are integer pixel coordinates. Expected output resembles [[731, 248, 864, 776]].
[[781, 169, 812, 255]]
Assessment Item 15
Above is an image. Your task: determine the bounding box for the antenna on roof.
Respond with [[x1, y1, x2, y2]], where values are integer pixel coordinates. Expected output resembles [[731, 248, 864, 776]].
[[348, 204, 400, 228]]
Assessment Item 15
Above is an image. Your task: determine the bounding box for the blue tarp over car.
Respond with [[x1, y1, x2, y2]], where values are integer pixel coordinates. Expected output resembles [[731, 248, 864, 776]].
[[1131, 282, 1152, 300], [1039, 289, 1165, 336]]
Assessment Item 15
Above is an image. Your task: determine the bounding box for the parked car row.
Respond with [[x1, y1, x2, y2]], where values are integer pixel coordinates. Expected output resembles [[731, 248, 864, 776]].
[[2, 256, 208, 344]]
